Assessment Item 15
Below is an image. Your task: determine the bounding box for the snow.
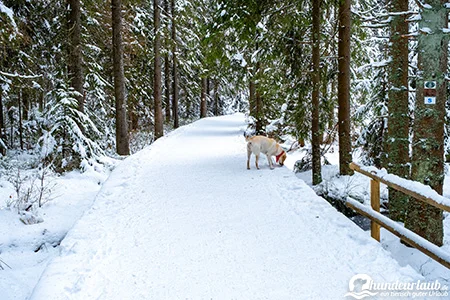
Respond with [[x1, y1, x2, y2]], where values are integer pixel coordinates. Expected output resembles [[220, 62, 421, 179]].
[[26, 113, 422, 299], [345, 197, 450, 268], [232, 52, 247, 67], [292, 152, 450, 286], [358, 164, 450, 209], [420, 27, 433, 34], [0, 0, 17, 31], [0, 166, 110, 300]]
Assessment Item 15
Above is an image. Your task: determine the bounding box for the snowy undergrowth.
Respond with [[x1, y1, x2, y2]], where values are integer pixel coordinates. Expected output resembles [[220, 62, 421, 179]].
[[0, 150, 116, 300], [283, 144, 450, 285]]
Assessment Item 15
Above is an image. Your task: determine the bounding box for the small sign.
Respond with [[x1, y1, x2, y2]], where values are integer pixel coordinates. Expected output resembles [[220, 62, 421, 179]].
[[425, 96, 436, 104], [424, 81, 437, 89]]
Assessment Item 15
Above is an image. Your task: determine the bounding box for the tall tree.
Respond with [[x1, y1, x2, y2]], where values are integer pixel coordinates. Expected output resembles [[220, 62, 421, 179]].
[[337, 0, 353, 176], [213, 78, 219, 116], [0, 85, 5, 156], [405, 0, 447, 246], [311, 0, 322, 185], [67, 0, 84, 112], [254, 60, 263, 134], [164, 0, 171, 123], [200, 76, 207, 118], [154, 0, 164, 139], [171, 0, 179, 128], [111, 0, 130, 155], [386, 0, 409, 221]]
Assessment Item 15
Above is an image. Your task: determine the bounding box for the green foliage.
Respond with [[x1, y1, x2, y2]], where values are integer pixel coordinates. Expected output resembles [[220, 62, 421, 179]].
[[41, 84, 103, 172]]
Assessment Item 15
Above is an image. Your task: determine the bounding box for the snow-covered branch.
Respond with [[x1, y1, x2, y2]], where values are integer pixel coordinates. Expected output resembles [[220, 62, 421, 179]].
[[0, 71, 42, 80]]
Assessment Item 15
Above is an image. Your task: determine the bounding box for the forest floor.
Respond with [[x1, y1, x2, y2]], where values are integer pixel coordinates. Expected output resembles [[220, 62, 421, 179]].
[[1, 113, 449, 299]]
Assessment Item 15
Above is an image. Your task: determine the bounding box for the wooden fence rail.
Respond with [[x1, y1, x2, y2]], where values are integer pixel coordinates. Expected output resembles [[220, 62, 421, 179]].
[[346, 162, 450, 269]]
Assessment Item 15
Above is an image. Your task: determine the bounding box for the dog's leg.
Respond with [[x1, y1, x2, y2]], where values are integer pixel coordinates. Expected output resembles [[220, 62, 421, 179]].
[[247, 143, 252, 170], [266, 154, 274, 169], [255, 154, 260, 169]]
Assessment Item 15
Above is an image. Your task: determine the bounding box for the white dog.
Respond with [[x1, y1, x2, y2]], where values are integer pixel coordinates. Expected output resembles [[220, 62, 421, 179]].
[[245, 135, 286, 170]]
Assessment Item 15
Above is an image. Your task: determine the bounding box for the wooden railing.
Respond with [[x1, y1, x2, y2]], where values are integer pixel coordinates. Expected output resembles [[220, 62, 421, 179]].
[[345, 162, 450, 269]]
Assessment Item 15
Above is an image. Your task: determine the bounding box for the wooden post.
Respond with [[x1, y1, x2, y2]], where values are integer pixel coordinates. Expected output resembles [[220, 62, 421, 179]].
[[371, 179, 380, 241], [345, 198, 450, 269]]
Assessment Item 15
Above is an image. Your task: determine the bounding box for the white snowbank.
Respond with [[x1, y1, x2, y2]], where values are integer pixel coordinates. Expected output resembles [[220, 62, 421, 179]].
[[30, 114, 421, 299]]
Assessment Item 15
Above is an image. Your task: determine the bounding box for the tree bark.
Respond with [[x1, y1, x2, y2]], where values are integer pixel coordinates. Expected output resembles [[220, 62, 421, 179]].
[[171, 0, 179, 128], [111, 0, 130, 155], [386, 0, 410, 221], [67, 0, 84, 112], [0, 86, 4, 155], [18, 89, 24, 150], [164, 0, 171, 123], [164, 56, 171, 122], [249, 79, 256, 119], [0, 86, 4, 140], [200, 76, 207, 118], [213, 78, 219, 116], [337, 0, 353, 176], [154, 0, 164, 139], [255, 79, 263, 134], [405, 0, 447, 246], [311, 0, 322, 185]]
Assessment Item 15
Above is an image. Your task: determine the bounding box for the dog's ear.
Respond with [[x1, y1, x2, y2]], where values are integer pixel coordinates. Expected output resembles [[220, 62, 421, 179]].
[[244, 131, 253, 141]]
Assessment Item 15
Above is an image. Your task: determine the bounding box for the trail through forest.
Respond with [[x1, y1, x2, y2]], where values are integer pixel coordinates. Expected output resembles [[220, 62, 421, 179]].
[[30, 113, 420, 299]]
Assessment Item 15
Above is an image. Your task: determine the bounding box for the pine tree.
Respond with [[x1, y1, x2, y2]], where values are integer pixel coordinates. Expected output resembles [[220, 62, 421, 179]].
[[200, 76, 207, 118], [405, 0, 447, 246], [154, 0, 164, 139], [111, 0, 130, 155], [171, 0, 179, 128], [386, 0, 410, 221], [67, 0, 84, 112], [337, 0, 353, 176], [311, 0, 322, 185]]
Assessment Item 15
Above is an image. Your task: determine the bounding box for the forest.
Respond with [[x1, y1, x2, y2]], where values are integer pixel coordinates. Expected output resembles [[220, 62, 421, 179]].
[[1, 0, 449, 248]]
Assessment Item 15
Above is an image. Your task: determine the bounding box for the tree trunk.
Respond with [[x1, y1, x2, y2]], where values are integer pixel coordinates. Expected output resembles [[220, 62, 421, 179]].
[[164, 55, 171, 122], [171, 0, 179, 129], [164, 0, 171, 123], [0, 86, 5, 155], [154, 0, 164, 139], [200, 76, 207, 118], [0, 86, 4, 135], [68, 0, 84, 112], [18, 89, 24, 150], [386, 0, 410, 221], [111, 0, 130, 155], [249, 79, 256, 119], [405, 0, 447, 246], [337, 0, 353, 176], [255, 83, 263, 134], [311, 0, 322, 185], [213, 78, 219, 116]]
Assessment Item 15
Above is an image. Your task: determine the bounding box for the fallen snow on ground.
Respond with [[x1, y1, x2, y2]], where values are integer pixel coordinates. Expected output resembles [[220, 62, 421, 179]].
[[0, 159, 112, 300], [290, 145, 450, 288], [27, 113, 423, 299]]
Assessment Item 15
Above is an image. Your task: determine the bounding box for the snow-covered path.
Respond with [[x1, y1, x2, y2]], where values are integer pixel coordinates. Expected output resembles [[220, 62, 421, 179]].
[[31, 113, 419, 299]]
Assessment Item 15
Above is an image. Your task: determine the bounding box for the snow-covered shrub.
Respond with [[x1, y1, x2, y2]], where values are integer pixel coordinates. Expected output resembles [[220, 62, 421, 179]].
[[40, 85, 104, 172], [5, 163, 54, 217]]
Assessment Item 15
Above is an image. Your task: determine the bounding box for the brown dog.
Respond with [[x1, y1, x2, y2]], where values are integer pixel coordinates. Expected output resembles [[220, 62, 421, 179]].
[[245, 135, 286, 170]]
